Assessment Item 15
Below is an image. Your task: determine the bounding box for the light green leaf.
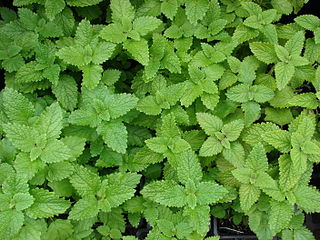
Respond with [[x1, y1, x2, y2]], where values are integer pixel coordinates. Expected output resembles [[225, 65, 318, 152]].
[[232, 168, 254, 184], [275, 62, 295, 90], [26, 188, 70, 218], [196, 112, 223, 135], [245, 143, 268, 172], [294, 185, 320, 213], [39, 103, 63, 141], [196, 182, 228, 205], [226, 84, 250, 103], [161, 0, 178, 20], [295, 15, 320, 31], [176, 150, 202, 185], [100, 23, 127, 43], [13, 193, 34, 211], [136, 96, 162, 115], [92, 41, 116, 64], [0, 210, 24, 240], [69, 165, 101, 197], [279, 154, 300, 191], [47, 162, 74, 182], [285, 31, 305, 55], [110, 0, 135, 26], [141, 180, 187, 207], [145, 137, 168, 154], [132, 16, 162, 36], [40, 140, 71, 163], [43, 219, 73, 240], [222, 119, 244, 142], [97, 120, 128, 154], [199, 136, 223, 156], [69, 196, 99, 220], [52, 75, 78, 111], [123, 39, 149, 65], [45, 0, 65, 20], [2, 88, 34, 124], [262, 130, 292, 153], [81, 64, 103, 89], [239, 184, 260, 212], [109, 93, 138, 119], [185, 0, 209, 25], [249, 42, 277, 64], [3, 123, 37, 152], [251, 85, 274, 103], [269, 200, 293, 234]]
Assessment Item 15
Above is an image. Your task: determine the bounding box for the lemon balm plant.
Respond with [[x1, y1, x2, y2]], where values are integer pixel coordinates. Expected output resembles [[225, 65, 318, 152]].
[[0, 0, 320, 239]]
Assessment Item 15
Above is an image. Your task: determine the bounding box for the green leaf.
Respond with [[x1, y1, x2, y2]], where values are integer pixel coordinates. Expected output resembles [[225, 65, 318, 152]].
[[196, 182, 228, 205], [39, 103, 63, 141], [70, 165, 101, 197], [45, 0, 65, 20], [69, 196, 99, 220], [232, 168, 254, 184], [245, 143, 268, 172], [161, 0, 178, 20], [81, 64, 103, 89], [132, 16, 162, 36], [97, 121, 127, 153], [110, 0, 135, 26], [136, 96, 162, 115], [40, 140, 71, 163], [222, 119, 244, 142], [2, 88, 34, 124], [109, 93, 138, 119], [101, 69, 121, 86], [226, 84, 250, 103], [239, 184, 260, 212], [47, 162, 74, 182], [196, 112, 223, 135], [269, 200, 293, 234], [183, 205, 210, 235], [43, 219, 73, 240], [3, 123, 37, 152], [0, 210, 24, 240], [176, 150, 202, 185], [26, 188, 70, 218], [279, 154, 300, 191], [301, 140, 320, 155], [52, 75, 78, 111], [295, 15, 320, 31], [98, 181, 138, 212], [262, 130, 292, 153], [145, 137, 168, 154], [56, 45, 92, 66], [123, 39, 149, 66], [289, 93, 319, 109], [294, 185, 320, 213], [199, 136, 223, 157], [275, 62, 295, 90], [13, 193, 34, 210], [251, 85, 274, 103], [99, 23, 127, 43], [285, 31, 305, 55], [185, 0, 209, 25], [249, 42, 277, 64], [141, 180, 187, 207]]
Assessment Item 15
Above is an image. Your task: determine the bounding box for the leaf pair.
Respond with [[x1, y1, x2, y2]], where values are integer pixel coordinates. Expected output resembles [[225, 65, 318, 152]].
[[196, 112, 244, 157], [142, 150, 228, 209], [69, 165, 141, 220]]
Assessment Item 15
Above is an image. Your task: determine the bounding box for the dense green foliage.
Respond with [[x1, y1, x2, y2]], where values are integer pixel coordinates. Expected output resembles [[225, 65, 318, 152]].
[[0, 0, 320, 239]]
